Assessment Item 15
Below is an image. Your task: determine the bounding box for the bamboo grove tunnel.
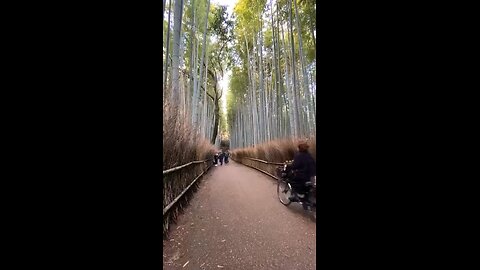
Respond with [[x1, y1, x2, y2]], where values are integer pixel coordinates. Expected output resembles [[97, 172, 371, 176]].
[[163, 0, 316, 268]]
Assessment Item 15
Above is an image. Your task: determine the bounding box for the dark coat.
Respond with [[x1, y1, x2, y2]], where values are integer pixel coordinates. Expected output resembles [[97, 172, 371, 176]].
[[290, 151, 316, 182]]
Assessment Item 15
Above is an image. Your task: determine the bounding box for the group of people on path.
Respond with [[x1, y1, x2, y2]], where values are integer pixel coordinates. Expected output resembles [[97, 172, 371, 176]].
[[213, 150, 229, 166]]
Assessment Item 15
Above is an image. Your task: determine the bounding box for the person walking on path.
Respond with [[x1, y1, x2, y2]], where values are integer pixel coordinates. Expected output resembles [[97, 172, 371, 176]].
[[224, 150, 229, 164], [213, 153, 219, 166], [218, 151, 224, 166]]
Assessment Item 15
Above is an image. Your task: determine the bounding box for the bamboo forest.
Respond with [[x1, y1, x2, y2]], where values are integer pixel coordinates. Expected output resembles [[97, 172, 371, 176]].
[[163, 1, 317, 266], [163, 0, 316, 149]]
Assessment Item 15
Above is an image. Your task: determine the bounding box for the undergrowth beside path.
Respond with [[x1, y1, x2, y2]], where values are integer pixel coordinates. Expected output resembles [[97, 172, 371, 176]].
[[163, 103, 216, 236], [231, 136, 316, 178]]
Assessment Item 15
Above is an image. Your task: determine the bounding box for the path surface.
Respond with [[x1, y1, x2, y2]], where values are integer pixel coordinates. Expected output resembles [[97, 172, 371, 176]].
[[163, 160, 316, 269]]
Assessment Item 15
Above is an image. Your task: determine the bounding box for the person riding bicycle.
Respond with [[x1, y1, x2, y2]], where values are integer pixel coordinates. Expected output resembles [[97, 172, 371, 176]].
[[288, 141, 316, 202]]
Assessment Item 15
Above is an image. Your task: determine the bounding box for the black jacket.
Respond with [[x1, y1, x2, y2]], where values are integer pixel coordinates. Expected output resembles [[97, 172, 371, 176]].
[[290, 151, 316, 182]]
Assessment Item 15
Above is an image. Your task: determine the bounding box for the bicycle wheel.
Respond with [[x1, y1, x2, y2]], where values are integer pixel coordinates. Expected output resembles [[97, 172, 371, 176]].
[[277, 179, 292, 205]]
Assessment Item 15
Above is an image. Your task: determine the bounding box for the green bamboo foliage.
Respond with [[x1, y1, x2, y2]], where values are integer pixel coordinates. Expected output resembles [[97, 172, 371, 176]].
[[164, 0, 222, 144], [228, 0, 316, 149], [164, 0, 316, 151]]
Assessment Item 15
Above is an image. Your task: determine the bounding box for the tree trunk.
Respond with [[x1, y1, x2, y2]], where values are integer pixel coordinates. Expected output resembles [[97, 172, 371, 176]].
[[280, 20, 294, 138], [258, 22, 266, 143], [294, 0, 312, 136], [288, 0, 301, 137], [189, 0, 196, 123], [202, 44, 209, 137], [210, 93, 220, 144], [193, 0, 210, 126], [244, 32, 257, 146], [270, 0, 280, 140], [163, 0, 173, 102], [170, 0, 184, 106]]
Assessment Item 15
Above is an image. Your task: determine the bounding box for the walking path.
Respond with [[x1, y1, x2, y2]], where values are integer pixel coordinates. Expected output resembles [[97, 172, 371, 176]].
[[163, 160, 316, 269]]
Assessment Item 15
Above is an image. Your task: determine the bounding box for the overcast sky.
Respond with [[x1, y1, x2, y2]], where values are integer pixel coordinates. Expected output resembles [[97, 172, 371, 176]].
[[212, 0, 237, 15]]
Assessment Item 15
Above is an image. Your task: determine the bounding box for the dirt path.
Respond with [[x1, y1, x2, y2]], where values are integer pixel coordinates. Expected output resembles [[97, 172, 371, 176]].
[[163, 160, 316, 269]]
